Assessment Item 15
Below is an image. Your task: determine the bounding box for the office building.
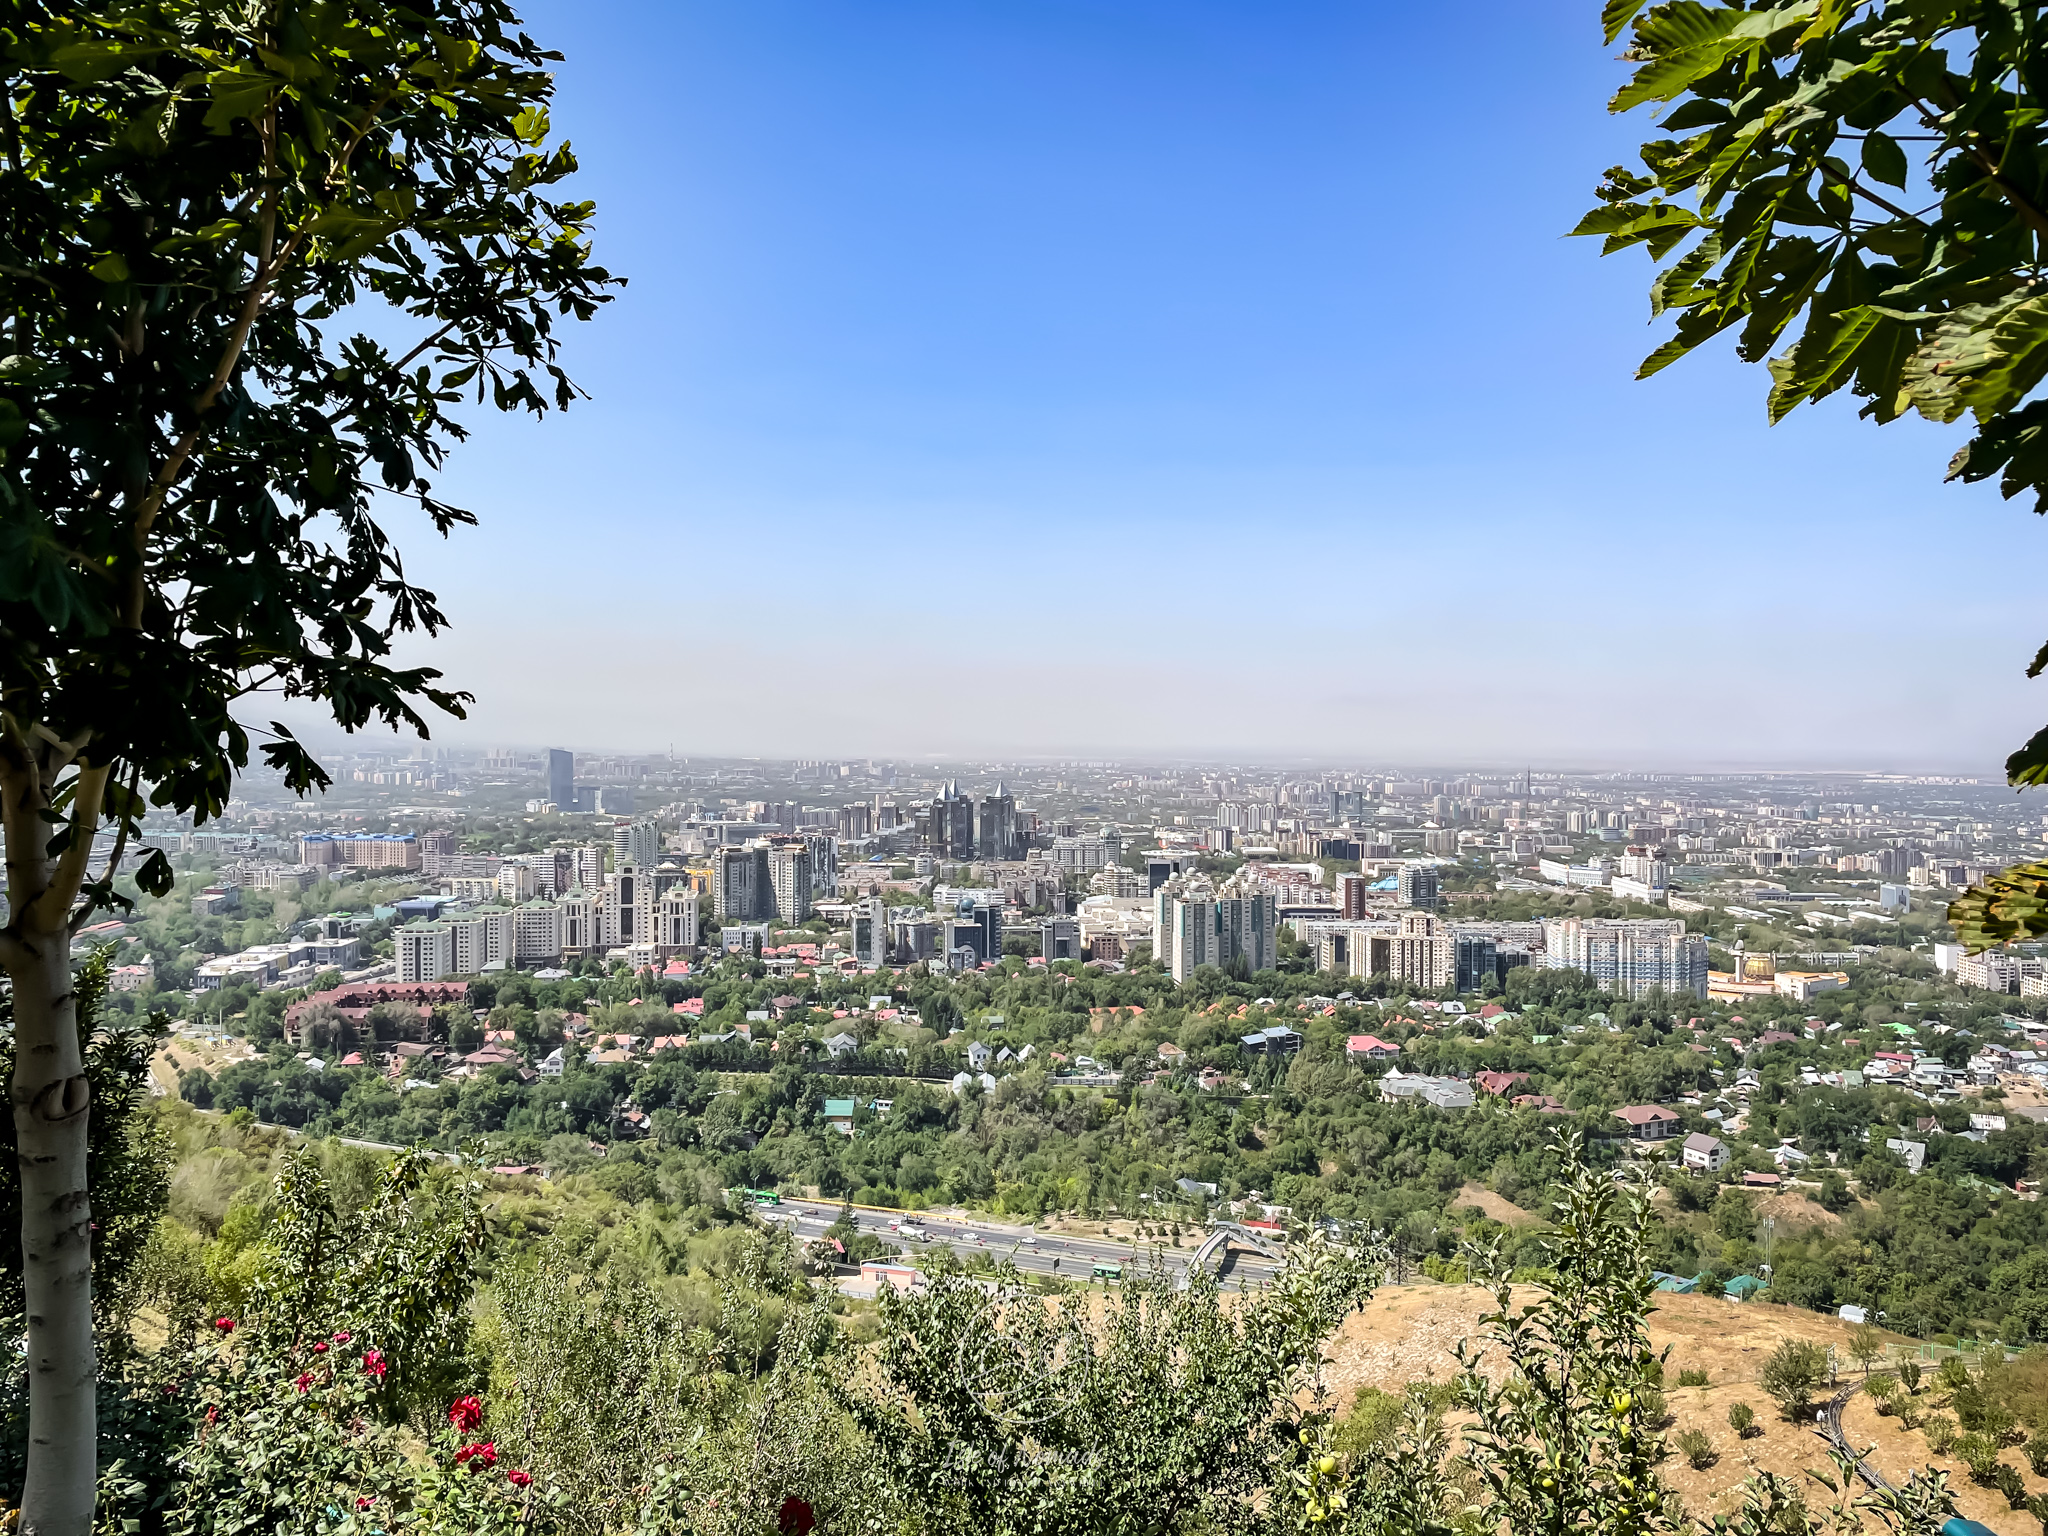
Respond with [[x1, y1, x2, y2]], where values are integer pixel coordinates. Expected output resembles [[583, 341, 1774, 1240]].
[[605, 864, 657, 949], [977, 784, 1018, 861], [655, 887, 699, 957], [547, 749, 574, 812], [769, 842, 814, 923], [926, 782, 975, 859], [568, 844, 604, 893], [715, 844, 772, 922], [1541, 917, 1709, 1000], [1153, 874, 1278, 984], [1397, 864, 1441, 910], [837, 803, 873, 840], [1147, 852, 1197, 894], [558, 890, 603, 956], [1041, 917, 1081, 962], [851, 895, 890, 966], [1453, 932, 1497, 994]]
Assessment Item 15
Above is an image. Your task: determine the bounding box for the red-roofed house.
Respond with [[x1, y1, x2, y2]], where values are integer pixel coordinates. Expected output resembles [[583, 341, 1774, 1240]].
[[1474, 1070, 1531, 1098], [1345, 1035, 1400, 1062], [1612, 1104, 1682, 1140]]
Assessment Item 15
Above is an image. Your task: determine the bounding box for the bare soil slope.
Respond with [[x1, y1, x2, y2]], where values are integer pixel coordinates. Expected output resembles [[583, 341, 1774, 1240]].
[[1324, 1283, 2031, 1533]]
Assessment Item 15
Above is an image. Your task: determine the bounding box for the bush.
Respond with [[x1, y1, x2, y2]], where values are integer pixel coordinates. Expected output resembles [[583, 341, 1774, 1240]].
[[1727, 1401, 1760, 1439], [1957, 1433, 2003, 1483], [2027, 1438, 2048, 1478], [1638, 1385, 1670, 1427], [1761, 1340, 1829, 1421], [1924, 1415, 1959, 1455], [1675, 1428, 1717, 1469], [1676, 1368, 1709, 1387], [1899, 1360, 1924, 1395], [1993, 1463, 2029, 1509]]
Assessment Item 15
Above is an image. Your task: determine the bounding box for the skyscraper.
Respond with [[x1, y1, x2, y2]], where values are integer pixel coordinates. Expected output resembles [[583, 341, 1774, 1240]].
[[547, 749, 574, 811], [715, 844, 772, 922], [927, 781, 974, 859], [977, 783, 1017, 861], [613, 819, 660, 870], [769, 842, 814, 923], [1397, 865, 1441, 911]]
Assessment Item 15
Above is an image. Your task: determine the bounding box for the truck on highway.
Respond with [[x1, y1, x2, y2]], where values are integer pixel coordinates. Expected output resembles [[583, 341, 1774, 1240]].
[[896, 1223, 929, 1240]]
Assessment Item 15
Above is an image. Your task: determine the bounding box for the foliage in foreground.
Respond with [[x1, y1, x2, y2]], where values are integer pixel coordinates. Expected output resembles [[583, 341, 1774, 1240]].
[[1576, 0, 2048, 942]]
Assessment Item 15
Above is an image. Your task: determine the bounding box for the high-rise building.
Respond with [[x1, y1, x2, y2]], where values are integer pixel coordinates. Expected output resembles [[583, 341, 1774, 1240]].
[[604, 864, 657, 950], [558, 891, 603, 955], [837, 803, 873, 840], [613, 819, 660, 870], [1338, 872, 1370, 920], [1153, 874, 1277, 984], [925, 781, 975, 859], [1453, 932, 1497, 993], [977, 784, 1017, 861], [1041, 917, 1080, 961], [396, 922, 453, 983], [769, 842, 813, 923], [514, 902, 563, 963], [547, 749, 574, 812], [569, 844, 604, 893], [715, 844, 772, 922], [851, 895, 889, 966], [1541, 917, 1708, 1000], [655, 887, 699, 957], [1397, 864, 1441, 910]]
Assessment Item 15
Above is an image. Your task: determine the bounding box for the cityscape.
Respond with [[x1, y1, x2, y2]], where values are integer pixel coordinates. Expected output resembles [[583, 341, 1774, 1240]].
[[11, 0, 2048, 1532]]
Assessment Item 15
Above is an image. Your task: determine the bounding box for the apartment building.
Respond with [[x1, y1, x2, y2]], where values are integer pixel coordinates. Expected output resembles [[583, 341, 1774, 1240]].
[[1153, 874, 1278, 984], [1541, 917, 1709, 1000]]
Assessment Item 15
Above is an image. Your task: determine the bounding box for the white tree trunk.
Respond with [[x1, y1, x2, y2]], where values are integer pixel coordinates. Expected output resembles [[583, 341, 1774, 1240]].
[[1, 758, 96, 1536]]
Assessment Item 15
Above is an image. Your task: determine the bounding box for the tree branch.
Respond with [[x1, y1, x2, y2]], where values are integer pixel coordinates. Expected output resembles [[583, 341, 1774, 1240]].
[[25, 762, 110, 934], [1815, 160, 1924, 226], [69, 763, 141, 938]]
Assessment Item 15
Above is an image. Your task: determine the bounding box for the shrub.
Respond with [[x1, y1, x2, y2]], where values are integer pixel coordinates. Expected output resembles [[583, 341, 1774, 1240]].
[[1899, 1360, 1924, 1395], [1924, 1415, 1959, 1455], [1727, 1401, 1759, 1439], [1676, 1368, 1709, 1388], [1957, 1433, 2003, 1483], [1761, 1340, 1829, 1421], [2027, 1438, 2048, 1478], [1675, 1428, 1716, 1469], [1993, 1463, 2029, 1509], [1638, 1386, 1670, 1427]]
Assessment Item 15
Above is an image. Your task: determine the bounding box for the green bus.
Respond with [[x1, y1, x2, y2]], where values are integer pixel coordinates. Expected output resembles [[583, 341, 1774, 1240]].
[[735, 1188, 780, 1206], [1091, 1261, 1123, 1281]]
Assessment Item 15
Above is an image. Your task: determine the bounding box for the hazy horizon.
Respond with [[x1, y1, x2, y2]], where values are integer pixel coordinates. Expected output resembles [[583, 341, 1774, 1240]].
[[276, 0, 2048, 779]]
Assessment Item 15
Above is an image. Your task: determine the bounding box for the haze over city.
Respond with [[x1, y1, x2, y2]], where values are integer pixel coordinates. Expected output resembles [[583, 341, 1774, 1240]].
[[260, 0, 2047, 772]]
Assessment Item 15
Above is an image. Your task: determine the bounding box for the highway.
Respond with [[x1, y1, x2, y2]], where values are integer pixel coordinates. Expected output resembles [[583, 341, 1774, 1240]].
[[754, 1196, 1281, 1289]]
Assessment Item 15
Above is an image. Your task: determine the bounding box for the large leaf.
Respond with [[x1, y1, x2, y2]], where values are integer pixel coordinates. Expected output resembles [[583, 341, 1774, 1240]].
[[1901, 290, 2048, 424], [1949, 861, 2048, 950], [1945, 396, 2048, 512]]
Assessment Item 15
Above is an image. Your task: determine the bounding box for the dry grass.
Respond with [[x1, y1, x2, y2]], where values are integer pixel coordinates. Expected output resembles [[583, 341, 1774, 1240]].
[[1320, 1283, 2039, 1532]]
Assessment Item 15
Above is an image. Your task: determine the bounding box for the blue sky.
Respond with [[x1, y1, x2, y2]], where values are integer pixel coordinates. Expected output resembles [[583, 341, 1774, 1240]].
[[327, 0, 2048, 770]]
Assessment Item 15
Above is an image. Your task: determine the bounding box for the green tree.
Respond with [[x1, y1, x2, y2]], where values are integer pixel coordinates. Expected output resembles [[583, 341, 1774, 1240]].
[[1761, 1339, 1830, 1422], [1576, 0, 2048, 947], [0, 2, 614, 1524]]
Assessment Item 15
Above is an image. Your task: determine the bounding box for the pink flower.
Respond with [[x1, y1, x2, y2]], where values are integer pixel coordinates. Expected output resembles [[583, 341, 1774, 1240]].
[[294, 1373, 313, 1394], [312, 1342, 328, 1354], [507, 1469, 533, 1489], [361, 1349, 387, 1379], [448, 1394, 484, 1433], [355, 1496, 374, 1510], [213, 1318, 236, 1333], [332, 1330, 353, 1344]]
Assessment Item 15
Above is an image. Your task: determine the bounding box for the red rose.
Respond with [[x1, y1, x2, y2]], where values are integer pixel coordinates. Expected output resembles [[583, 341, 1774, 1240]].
[[778, 1495, 816, 1534], [312, 1342, 328, 1354], [355, 1496, 374, 1510], [294, 1373, 313, 1394], [448, 1394, 484, 1433], [361, 1349, 388, 1379], [213, 1318, 235, 1333], [507, 1470, 534, 1489], [332, 1331, 353, 1344]]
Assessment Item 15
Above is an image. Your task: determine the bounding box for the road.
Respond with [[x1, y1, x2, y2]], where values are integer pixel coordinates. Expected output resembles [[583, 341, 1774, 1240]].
[[755, 1196, 1280, 1289]]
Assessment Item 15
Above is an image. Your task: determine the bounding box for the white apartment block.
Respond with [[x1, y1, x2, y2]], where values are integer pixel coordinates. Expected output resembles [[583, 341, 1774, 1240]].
[[1541, 917, 1708, 1000], [1153, 874, 1277, 984], [613, 820, 660, 870], [397, 922, 453, 983], [604, 865, 657, 951], [558, 891, 604, 955], [656, 887, 700, 957], [770, 843, 814, 923], [514, 902, 563, 963]]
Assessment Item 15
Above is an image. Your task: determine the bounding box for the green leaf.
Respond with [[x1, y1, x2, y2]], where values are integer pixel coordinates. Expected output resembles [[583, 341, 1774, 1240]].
[[203, 65, 282, 132], [1949, 860, 2048, 949], [1904, 290, 2048, 424], [90, 253, 129, 283], [1766, 304, 1884, 420], [1945, 397, 2048, 512], [1861, 130, 1909, 188]]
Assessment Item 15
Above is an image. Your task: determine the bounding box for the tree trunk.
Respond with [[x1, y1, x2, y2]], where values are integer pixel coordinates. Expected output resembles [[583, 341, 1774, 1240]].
[[1, 756, 96, 1536]]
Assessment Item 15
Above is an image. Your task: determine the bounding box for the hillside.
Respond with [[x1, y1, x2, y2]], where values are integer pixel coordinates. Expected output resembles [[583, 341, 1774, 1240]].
[[1323, 1283, 2041, 1535]]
